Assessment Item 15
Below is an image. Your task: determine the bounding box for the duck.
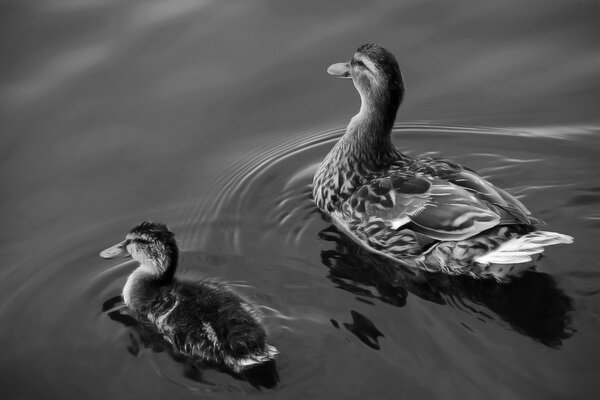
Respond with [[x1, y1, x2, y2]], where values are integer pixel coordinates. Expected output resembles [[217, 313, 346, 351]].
[[313, 44, 573, 281], [99, 221, 278, 372]]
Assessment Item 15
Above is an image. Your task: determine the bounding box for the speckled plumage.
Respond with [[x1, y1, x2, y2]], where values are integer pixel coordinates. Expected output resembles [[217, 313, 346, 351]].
[[314, 44, 573, 280], [101, 222, 277, 372]]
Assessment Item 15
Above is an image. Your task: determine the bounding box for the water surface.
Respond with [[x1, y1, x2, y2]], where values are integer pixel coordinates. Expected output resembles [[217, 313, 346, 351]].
[[1, 1, 600, 399]]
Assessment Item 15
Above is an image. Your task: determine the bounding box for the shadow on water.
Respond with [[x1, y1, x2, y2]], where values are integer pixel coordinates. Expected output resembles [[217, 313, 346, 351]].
[[319, 225, 575, 349], [331, 310, 386, 350], [101, 296, 279, 390]]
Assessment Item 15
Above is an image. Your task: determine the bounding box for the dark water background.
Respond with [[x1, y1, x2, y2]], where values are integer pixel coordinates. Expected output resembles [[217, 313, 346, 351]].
[[1, 0, 600, 398]]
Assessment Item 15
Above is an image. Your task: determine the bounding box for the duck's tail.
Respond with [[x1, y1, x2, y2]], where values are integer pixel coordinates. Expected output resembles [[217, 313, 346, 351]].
[[474, 230, 573, 279], [231, 344, 279, 373]]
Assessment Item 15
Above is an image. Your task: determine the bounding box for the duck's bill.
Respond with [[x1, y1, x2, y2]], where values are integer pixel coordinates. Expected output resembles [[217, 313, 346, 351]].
[[100, 240, 130, 259], [327, 62, 351, 78]]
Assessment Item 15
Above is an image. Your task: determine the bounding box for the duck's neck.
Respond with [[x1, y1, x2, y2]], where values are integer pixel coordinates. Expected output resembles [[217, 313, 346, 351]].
[[313, 89, 402, 212], [122, 251, 178, 310], [347, 94, 398, 153], [351, 85, 401, 141]]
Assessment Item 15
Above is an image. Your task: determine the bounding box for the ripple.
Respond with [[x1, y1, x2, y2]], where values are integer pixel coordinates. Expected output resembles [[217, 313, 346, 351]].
[[167, 121, 595, 349], [6, 121, 595, 394], [178, 122, 598, 253], [181, 124, 345, 248]]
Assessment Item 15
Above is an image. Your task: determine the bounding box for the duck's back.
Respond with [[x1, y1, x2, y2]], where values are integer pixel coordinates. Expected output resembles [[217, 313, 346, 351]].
[[331, 157, 542, 276], [145, 280, 268, 364]]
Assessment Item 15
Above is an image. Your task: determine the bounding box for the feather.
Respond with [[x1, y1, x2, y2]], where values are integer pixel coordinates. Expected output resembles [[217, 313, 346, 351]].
[[474, 231, 573, 265]]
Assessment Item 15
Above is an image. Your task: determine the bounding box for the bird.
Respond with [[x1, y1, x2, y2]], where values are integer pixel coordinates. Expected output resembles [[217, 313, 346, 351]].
[[99, 221, 278, 372], [312, 44, 573, 281]]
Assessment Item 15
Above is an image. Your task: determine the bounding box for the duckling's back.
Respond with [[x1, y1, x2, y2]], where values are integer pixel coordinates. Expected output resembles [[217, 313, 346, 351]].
[[142, 279, 274, 370]]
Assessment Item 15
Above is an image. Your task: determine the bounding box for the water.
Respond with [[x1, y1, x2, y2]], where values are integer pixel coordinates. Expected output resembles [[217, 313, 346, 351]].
[[1, 0, 600, 398]]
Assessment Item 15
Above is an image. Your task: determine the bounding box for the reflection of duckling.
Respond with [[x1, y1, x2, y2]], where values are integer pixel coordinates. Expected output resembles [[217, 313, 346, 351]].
[[100, 221, 278, 372], [314, 44, 573, 280]]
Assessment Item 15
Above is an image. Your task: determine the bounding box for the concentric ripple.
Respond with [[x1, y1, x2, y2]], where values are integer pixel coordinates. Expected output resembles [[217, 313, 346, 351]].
[[6, 121, 595, 395], [177, 121, 598, 255], [89, 122, 598, 392]]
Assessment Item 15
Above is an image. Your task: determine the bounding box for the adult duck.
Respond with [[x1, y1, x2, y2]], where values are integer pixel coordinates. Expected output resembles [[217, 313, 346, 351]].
[[313, 44, 573, 280], [100, 221, 278, 372]]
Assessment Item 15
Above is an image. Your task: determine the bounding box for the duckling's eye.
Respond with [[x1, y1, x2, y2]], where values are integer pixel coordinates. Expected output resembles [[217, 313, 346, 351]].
[[352, 59, 369, 71]]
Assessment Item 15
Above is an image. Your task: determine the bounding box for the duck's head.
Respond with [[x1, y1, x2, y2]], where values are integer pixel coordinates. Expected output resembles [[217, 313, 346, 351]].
[[328, 44, 404, 115], [100, 221, 178, 279]]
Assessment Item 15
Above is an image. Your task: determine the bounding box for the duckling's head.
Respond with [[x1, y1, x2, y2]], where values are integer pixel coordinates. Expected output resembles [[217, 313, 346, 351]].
[[100, 221, 178, 279], [328, 44, 404, 114]]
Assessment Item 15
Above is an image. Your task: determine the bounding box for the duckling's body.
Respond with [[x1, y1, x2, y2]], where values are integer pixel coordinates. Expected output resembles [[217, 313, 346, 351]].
[[101, 222, 277, 372], [314, 44, 573, 280]]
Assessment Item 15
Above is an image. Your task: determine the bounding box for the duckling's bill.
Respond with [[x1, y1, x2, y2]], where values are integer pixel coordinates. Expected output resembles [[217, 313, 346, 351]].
[[327, 62, 351, 78], [100, 240, 130, 259]]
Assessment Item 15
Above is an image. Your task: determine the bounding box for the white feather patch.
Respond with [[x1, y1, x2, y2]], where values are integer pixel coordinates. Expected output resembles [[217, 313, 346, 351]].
[[390, 216, 411, 230], [475, 230, 573, 265], [227, 344, 279, 372]]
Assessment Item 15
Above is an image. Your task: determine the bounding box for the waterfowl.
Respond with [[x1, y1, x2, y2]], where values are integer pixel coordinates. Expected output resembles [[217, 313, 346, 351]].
[[100, 221, 278, 372], [313, 44, 573, 280]]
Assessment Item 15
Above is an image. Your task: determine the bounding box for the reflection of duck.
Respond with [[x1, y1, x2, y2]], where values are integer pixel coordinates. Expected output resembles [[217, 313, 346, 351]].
[[100, 222, 278, 373], [320, 225, 574, 348], [313, 44, 573, 280]]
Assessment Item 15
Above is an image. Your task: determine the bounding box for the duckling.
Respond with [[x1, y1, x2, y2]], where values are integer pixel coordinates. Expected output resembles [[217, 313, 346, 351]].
[[100, 221, 278, 372], [313, 44, 573, 280]]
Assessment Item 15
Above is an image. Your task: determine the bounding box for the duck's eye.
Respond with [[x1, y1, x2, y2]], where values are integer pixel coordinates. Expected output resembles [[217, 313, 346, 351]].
[[354, 60, 367, 70]]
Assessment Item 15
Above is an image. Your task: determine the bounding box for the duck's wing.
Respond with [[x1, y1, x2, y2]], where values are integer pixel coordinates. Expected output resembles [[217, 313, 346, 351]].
[[429, 159, 534, 225], [333, 173, 502, 257]]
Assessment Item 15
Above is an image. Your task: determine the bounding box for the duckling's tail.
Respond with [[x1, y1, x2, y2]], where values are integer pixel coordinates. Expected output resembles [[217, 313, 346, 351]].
[[474, 230, 573, 279], [232, 344, 279, 372]]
